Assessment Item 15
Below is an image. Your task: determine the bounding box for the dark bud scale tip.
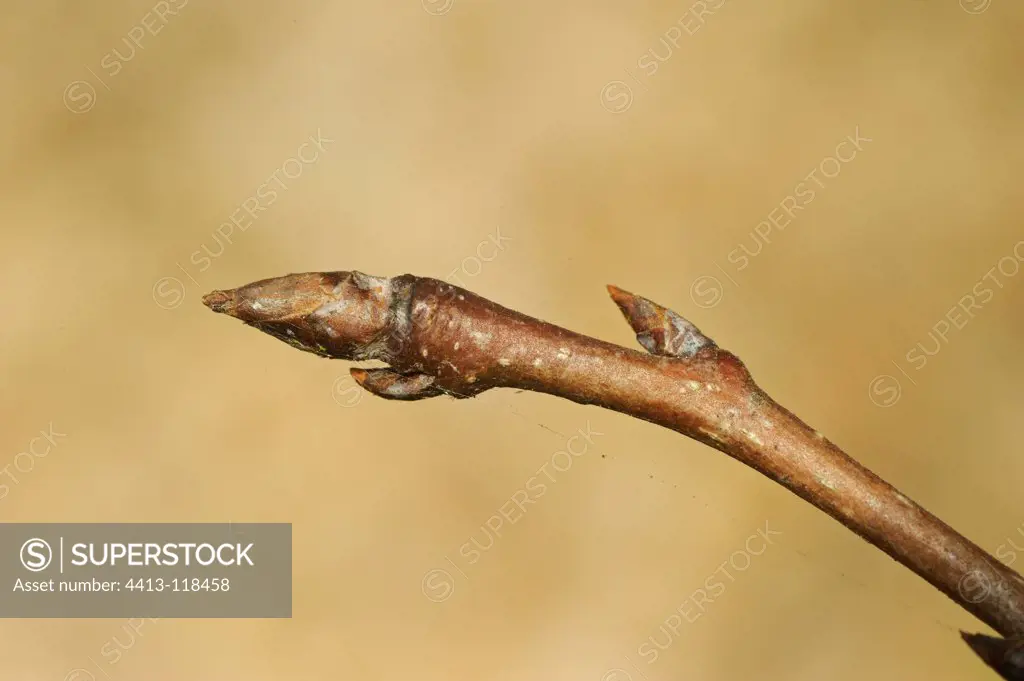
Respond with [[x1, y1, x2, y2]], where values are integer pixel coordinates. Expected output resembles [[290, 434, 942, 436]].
[[961, 633, 1024, 680]]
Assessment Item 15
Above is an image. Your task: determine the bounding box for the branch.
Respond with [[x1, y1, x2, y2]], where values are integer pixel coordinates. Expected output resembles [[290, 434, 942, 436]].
[[202, 270, 1024, 677]]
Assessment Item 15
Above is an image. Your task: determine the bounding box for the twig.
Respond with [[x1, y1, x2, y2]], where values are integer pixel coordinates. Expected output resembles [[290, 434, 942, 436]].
[[203, 270, 1024, 677]]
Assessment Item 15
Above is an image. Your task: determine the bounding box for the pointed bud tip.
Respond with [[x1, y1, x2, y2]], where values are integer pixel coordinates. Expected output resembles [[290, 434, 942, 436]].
[[606, 284, 648, 321], [962, 631, 1005, 661], [202, 290, 234, 314], [961, 631, 1024, 681], [606, 284, 636, 310], [606, 283, 627, 298]]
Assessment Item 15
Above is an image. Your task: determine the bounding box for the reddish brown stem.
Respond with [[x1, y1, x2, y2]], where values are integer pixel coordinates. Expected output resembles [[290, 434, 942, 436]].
[[202, 270, 1024, 674]]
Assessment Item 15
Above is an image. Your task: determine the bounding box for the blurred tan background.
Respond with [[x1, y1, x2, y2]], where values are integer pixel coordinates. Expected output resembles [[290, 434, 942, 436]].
[[2, 0, 1023, 678]]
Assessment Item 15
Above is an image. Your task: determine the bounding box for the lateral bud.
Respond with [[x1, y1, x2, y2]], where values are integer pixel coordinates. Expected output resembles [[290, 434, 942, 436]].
[[606, 284, 716, 359], [350, 368, 443, 401]]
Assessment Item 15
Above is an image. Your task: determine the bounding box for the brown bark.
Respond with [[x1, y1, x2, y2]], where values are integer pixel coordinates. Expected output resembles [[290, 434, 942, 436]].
[[203, 269, 1024, 677]]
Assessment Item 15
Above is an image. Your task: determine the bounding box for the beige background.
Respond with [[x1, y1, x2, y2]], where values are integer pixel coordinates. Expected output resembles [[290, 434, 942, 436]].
[[2, 0, 1023, 678]]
